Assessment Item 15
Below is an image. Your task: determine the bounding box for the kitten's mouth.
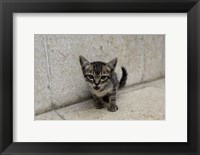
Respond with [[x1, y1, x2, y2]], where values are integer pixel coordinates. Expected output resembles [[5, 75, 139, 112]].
[[93, 86, 100, 90]]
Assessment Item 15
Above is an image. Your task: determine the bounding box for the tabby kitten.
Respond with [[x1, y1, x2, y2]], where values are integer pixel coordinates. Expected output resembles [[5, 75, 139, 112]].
[[79, 56, 128, 112]]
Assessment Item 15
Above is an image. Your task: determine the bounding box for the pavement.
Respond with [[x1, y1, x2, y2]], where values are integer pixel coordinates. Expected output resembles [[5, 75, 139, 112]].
[[35, 78, 165, 120]]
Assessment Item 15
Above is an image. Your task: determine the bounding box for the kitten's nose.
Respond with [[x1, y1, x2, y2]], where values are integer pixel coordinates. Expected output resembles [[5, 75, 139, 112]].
[[94, 81, 99, 85]]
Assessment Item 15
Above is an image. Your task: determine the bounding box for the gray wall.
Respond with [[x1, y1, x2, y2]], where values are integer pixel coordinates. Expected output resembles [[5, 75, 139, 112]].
[[35, 34, 165, 115]]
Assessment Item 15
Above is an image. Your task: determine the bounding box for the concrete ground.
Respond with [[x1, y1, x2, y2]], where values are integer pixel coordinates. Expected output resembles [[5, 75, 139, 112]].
[[35, 78, 165, 120]]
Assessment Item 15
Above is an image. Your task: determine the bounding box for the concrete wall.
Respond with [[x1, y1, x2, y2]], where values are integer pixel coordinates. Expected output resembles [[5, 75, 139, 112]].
[[34, 34, 165, 115]]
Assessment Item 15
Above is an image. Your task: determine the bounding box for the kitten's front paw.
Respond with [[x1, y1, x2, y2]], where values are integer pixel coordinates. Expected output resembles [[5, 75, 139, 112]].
[[108, 104, 118, 112], [96, 102, 104, 109]]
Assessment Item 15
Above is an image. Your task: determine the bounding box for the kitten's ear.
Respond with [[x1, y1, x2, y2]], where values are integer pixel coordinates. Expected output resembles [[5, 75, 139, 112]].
[[107, 58, 118, 71], [79, 55, 90, 68]]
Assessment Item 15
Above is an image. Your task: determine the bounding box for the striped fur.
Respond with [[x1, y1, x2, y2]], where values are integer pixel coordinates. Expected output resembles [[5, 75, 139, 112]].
[[119, 67, 128, 89], [79, 56, 128, 112]]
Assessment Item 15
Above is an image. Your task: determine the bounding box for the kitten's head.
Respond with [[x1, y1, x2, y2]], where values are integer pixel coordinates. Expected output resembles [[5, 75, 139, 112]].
[[79, 55, 117, 92]]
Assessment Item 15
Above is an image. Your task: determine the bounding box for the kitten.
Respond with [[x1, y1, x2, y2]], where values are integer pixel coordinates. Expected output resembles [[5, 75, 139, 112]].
[[79, 56, 128, 112]]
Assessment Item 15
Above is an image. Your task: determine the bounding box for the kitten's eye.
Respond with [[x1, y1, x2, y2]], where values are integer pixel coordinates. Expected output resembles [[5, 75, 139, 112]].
[[87, 75, 94, 80], [101, 76, 107, 81]]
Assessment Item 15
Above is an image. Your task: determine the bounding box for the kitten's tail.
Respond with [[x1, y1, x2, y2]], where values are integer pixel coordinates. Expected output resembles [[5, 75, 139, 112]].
[[119, 67, 128, 89]]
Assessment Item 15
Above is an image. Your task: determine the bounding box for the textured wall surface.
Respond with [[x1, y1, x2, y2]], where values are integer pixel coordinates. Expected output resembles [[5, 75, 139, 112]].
[[34, 34, 165, 115], [34, 35, 52, 114]]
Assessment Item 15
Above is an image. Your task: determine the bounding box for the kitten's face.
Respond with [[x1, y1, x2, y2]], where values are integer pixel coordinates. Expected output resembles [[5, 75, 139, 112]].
[[79, 56, 117, 92]]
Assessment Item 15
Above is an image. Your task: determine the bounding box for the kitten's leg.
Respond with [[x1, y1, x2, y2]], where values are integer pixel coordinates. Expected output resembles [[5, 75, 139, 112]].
[[92, 95, 104, 109], [108, 92, 118, 112]]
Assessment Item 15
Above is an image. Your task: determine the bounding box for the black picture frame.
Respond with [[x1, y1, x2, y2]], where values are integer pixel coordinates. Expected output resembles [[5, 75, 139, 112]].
[[0, 0, 200, 154]]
